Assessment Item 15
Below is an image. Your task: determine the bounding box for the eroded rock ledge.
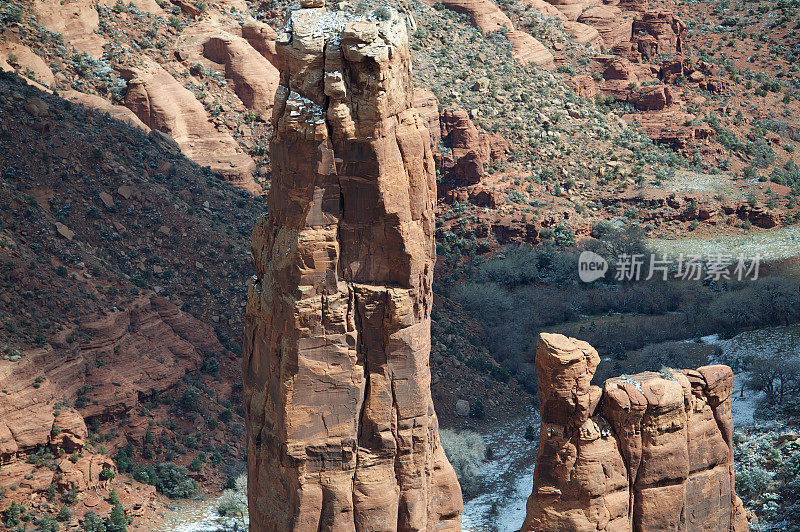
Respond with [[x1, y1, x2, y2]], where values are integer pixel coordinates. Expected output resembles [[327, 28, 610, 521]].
[[243, 3, 462, 530], [523, 333, 748, 531]]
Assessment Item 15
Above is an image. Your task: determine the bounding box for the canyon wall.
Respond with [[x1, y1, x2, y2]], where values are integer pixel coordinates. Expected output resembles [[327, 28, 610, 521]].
[[242, 4, 462, 531], [523, 333, 749, 531]]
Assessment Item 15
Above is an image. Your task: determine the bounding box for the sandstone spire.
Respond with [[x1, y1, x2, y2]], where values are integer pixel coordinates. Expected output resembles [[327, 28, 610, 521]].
[[523, 333, 749, 531], [242, 3, 462, 530]]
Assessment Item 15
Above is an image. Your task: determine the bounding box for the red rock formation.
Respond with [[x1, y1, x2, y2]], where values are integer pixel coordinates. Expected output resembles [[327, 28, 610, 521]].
[[0, 43, 55, 88], [31, 0, 107, 56], [624, 109, 697, 149], [118, 60, 260, 194], [241, 18, 280, 67], [628, 84, 677, 111], [566, 75, 599, 100], [519, 0, 568, 20], [523, 333, 748, 532], [243, 5, 461, 531], [413, 87, 442, 147], [0, 296, 219, 500], [202, 31, 280, 120], [577, 6, 632, 48], [544, 0, 600, 21], [630, 11, 686, 61], [562, 21, 602, 48], [63, 90, 150, 131], [439, 108, 508, 189]]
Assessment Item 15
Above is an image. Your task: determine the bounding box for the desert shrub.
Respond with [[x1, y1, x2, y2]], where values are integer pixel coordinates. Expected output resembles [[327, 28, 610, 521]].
[[1, 3, 23, 23], [201, 356, 219, 374], [473, 245, 540, 287], [469, 397, 485, 419], [3, 501, 22, 526], [451, 281, 511, 326], [524, 425, 536, 441], [217, 474, 247, 514], [82, 510, 106, 531], [439, 429, 485, 498], [36, 516, 60, 531], [372, 6, 392, 20], [56, 505, 72, 522], [106, 493, 127, 532], [180, 388, 201, 411], [737, 466, 772, 501], [152, 463, 198, 499], [189, 453, 205, 472]]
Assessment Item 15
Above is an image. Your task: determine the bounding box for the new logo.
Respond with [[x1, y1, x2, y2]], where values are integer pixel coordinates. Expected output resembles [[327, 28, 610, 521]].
[[578, 251, 608, 282]]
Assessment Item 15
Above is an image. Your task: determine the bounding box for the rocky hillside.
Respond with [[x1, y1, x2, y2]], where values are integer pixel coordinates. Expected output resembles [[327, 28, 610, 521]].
[[1, 0, 796, 254], [0, 70, 260, 528]]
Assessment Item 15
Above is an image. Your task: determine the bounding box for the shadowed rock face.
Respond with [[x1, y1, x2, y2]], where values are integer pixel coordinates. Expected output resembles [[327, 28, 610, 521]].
[[242, 5, 462, 531], [522, 333, 749, 532]]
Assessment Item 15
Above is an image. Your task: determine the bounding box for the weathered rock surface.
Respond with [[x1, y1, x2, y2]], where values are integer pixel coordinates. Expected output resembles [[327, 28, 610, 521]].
[[0, 296, 218, 457], [243, 5, 461, 531], [577, 6, 632, 48], [0, 43, 55, 88], [623, 109, 697, 149], [63, 90, 151, 131], [544, 0, 600, 21], [241, 18, 280, 67], [30, 0, 107, 57], [439, 108, 508, 189], [0, 296, 219, 514], [202, 31, 280, 120], [118, 59, 260, 193], [522, 333, 748, 532], [562, 20, 602, 48], [413, 87, 442, 147], [630, 11, 685, 61]]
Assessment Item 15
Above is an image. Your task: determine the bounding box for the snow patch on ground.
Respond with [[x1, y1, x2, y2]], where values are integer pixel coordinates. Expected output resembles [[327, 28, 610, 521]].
[[650, 226, 800, 262], [462, 412, 539, 531], [159, 496, 244, 531], [697, 325, 800, 428]]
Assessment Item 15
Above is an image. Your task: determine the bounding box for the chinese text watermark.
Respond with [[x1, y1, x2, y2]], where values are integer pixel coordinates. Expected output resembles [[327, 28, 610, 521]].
[[578, 252, 761, 283]]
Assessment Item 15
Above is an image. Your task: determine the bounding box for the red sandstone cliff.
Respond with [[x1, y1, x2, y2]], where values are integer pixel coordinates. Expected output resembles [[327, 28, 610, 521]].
[[523, 333, 748, 531], [242, 3, 462, 530]]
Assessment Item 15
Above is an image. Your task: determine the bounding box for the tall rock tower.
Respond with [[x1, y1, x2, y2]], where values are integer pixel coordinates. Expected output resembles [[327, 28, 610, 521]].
[[242, 3, 463, 530], [522, 333, 749, 532]]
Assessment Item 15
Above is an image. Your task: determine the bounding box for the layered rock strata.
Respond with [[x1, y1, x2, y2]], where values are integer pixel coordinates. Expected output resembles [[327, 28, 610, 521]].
[[243, 5, 461, 531], [523, 333, 748, 532], [0, 296, 218, 511], [118, 59, 260, 194]]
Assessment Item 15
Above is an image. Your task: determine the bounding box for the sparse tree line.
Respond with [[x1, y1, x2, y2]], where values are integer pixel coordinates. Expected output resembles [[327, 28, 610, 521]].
[[444, 225, 800, 395]]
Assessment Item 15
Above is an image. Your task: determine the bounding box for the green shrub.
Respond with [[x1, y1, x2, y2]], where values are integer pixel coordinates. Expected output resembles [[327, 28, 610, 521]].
[[1, 4, 23, 23], [3, 501, 22, 526], [180, 388, 201, 411], [152, 463, 198, 499], [82, 510, 105, 531], [100, 467, 116, 481], [372, 6, 392, 20], [56, 505, 72, 522], [469, 398, 485, 419]]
